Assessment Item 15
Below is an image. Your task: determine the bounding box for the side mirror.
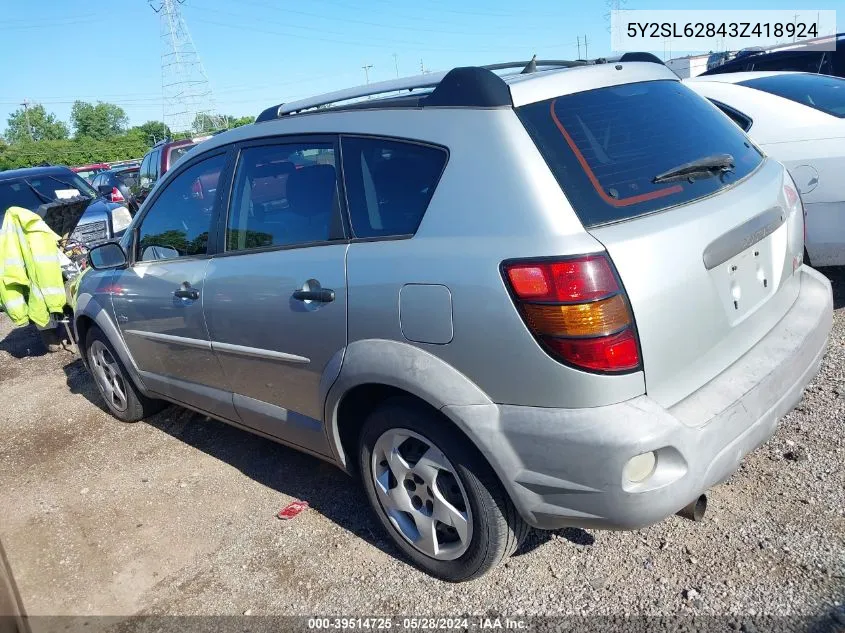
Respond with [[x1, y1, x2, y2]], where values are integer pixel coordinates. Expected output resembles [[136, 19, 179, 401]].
[[97, 184, 113, 197], [88, 242, 128, 270]]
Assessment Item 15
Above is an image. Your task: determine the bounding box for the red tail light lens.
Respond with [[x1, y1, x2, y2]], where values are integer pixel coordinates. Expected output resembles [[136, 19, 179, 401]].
[[505, 255, 619, 302], [110, 187, 125, 202], [502, 255, 641, 373], [543, 329, 640, 372]]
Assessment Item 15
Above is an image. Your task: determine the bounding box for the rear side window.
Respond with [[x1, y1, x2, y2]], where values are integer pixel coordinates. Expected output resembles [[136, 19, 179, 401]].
[[739, 73, 845, 118], [710, 100, 753, 132], [517, 80, 763, 227], [341, 137, 447, 238]]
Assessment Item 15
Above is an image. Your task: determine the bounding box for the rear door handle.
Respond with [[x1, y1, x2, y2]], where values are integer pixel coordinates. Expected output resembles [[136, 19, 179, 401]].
[[174, 282, 199, 301], [292, 288, 335, 303]]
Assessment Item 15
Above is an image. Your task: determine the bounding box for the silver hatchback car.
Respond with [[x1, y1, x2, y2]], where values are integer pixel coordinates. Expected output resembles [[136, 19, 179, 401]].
[[75, 55, 832, 581]]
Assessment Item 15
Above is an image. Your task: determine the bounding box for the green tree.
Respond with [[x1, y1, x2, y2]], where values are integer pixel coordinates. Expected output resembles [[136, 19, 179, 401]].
[[191, 113, 255, 133], [4, 104, 69, 144], [131, 120, 171, 145], [231, 115, 255, 128], [70, 101, 128, 140]]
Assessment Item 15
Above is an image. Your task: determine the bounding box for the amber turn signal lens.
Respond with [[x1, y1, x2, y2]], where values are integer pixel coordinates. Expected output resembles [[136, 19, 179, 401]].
[[521, 294, 631, 337]]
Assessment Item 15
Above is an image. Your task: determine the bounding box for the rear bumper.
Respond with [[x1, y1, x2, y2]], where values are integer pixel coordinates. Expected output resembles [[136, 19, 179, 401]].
[[446, 266, 832, 530]]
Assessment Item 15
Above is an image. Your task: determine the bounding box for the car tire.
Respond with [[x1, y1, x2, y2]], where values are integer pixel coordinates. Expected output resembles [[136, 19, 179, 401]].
[[359, 397, 529, 582], [85, 326, 165, 422]]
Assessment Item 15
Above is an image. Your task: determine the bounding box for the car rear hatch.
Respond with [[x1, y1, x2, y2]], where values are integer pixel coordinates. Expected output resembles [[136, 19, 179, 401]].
[[518, 78, 805, 410]]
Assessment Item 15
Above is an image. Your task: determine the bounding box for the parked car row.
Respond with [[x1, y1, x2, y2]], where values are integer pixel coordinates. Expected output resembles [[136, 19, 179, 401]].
[[74, 53, 833, 582], [703, 32, 844, 78], [686, 71, 845, 266], [91, 166, 141, 213], [0, 166, 132, 246]]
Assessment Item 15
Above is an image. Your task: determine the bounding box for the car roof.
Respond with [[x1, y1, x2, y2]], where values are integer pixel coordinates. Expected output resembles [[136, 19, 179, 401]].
[[0, 165, 76, 181], [688, 71, 804, 84]]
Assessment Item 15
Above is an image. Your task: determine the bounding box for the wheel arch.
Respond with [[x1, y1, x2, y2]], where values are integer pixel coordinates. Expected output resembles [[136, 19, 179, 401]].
[[324, 339, 494, 472], [74, 292, 150, 396]]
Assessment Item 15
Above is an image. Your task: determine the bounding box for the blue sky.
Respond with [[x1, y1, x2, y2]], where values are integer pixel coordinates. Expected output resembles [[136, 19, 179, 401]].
[[0, 0, 837, 132]]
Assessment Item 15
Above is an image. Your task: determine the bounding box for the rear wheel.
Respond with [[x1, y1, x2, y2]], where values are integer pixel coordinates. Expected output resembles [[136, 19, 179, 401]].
[[359, 397, 528, 582], [85, 326, 164, 422]]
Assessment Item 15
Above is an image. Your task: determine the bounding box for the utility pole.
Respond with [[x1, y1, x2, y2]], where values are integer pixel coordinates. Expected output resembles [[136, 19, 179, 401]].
[[362, 64, 373, 84], [420, 58, 429, 74], [584, 35, 589, 59], [20, 99, 33, 141], [576, 36, 581, 60], [392, 53, 399, 78], [149, 0, 223, 134]]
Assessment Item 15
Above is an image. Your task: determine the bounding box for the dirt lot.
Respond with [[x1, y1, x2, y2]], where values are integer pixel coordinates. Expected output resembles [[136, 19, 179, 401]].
[[0, 270, 843, 628]]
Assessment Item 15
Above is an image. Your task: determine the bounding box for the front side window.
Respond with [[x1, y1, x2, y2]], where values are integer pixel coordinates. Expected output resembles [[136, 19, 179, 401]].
[[136, 153, 224, 262], [740, 73, 845, 118], [226, 143, 338, 251], [342, 137, 447, 238], [517, 80, 764, 227]]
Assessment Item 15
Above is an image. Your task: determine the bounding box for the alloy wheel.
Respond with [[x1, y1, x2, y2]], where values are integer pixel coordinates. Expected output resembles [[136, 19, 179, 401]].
[[89, 340, 128, 413], [371, 428, 473, 560]]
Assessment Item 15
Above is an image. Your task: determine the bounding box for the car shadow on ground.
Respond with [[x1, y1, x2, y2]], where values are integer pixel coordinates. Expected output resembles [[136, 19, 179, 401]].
[[62, 362, 404, 559], [0, 323, 48, 360], [62, 359, 594, 566], [818, 266, 845, 310]]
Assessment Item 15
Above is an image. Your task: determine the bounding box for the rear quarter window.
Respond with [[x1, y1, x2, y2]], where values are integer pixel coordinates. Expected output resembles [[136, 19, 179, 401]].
[[517, 80, 763, 227], [341, 137, 447, 238]]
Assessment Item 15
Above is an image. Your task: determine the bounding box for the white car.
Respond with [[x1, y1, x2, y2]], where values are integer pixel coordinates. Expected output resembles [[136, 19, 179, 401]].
[[686, 72, 845, 266]]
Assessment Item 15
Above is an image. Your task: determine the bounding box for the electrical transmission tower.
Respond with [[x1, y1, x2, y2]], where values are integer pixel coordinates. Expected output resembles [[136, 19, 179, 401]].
[[149, 0, 225, 134]]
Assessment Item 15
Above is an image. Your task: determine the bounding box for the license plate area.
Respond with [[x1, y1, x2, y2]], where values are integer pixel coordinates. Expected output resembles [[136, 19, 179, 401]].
[[711, 233, 782, 325]]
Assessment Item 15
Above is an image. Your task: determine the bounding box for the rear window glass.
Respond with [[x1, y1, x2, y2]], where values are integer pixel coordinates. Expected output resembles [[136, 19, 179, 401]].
[[115, 170, 139, 187], [168, 144, 195, 167], [342, 137, 447, 238], [739, 73, 845, 118], [749, 51, 829, 74], [517, 80, 764, 227]]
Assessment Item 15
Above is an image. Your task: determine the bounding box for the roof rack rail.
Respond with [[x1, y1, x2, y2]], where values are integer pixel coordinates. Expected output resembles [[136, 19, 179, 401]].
[[255, 53, 665, 122]]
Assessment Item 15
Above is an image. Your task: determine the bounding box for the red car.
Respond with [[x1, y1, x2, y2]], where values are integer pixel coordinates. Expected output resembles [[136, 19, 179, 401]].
[[71, 163, 110, 183], [136, 136, 211, 205]]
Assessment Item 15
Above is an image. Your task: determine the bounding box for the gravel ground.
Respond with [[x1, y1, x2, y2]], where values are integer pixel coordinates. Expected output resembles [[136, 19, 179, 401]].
[[0, 270, 843, 630]]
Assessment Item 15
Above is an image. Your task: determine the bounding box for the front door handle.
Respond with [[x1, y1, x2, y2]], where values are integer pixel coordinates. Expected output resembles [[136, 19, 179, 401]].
[[292, 288, 335, 303], [174, 282, 199, 301]]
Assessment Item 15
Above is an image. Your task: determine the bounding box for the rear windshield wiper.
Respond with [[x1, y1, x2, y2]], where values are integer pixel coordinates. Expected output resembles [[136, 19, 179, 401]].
[[652, 154, 735, 184]]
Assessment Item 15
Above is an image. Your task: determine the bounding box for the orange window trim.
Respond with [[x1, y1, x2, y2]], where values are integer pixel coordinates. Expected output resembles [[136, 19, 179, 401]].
[[549, 99, 683, 208]]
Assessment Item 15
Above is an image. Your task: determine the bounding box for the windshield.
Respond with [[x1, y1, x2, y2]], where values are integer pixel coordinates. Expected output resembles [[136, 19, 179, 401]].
[[27, 173, 97, 199], [517, 80, 764, 227], [0, 172, 97, 217], [739, 73, 845, 118]]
